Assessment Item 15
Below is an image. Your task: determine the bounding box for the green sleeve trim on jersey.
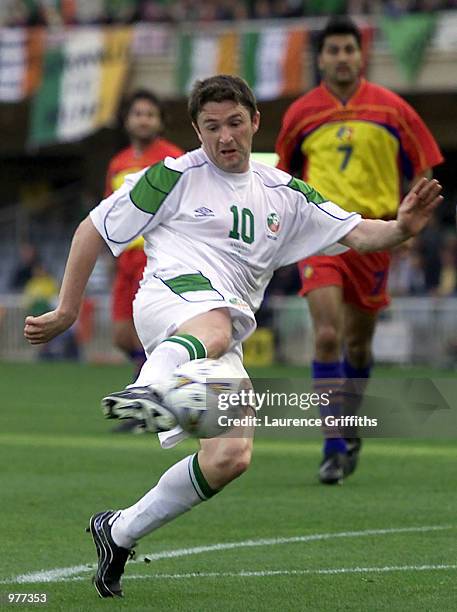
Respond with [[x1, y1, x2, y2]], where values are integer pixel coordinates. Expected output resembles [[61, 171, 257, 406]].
[[163, 273, 215, 295], [287, 176, 327, 205], [130, 161, 182, 214]]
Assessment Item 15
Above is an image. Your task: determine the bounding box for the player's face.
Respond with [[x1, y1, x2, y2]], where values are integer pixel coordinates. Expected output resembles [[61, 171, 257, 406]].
[[125, 99, 162, 144], [194, 101, 260, 173], [318, 34, 362, 87]]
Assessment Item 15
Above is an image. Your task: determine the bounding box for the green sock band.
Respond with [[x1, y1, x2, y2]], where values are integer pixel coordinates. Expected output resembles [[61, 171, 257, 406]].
[[163, 334, 207, 360], [188, 453, 218, 500]]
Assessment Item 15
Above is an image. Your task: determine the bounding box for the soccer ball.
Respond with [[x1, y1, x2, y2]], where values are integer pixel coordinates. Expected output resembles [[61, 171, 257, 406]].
[[165, 358, 245, 438]]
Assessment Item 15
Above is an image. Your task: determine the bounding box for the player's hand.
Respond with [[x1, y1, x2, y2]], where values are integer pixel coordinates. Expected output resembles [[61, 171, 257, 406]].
[[24, 309, 75, 345], [397, 178, 443, 238]]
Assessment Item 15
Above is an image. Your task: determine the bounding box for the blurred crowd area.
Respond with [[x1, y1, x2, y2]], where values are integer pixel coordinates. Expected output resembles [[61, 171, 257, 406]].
[[4, 217, 457, 300], [388, 222, 457, 298], [1, 0, 456, 27]]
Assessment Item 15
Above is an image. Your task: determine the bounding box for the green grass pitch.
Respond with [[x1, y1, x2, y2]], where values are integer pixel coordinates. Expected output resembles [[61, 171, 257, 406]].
[[0, 362, 456, 611]]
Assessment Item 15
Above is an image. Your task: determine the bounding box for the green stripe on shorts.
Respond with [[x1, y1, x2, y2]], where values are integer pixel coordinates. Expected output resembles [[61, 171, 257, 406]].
[[163, 273, 215, 294]]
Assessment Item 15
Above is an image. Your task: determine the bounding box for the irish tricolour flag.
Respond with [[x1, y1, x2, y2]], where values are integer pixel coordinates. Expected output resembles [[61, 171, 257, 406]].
[[177, 27, 305, 100], [29, 27, 132, 147]]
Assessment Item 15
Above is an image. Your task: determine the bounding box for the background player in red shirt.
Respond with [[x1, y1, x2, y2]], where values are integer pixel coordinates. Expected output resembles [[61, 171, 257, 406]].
[[276, 17, 443, 484], [105, 89, 183, 410]]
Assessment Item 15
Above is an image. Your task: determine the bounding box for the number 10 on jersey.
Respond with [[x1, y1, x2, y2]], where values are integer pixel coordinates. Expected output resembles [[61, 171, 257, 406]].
[[229, 205, 255, 244]]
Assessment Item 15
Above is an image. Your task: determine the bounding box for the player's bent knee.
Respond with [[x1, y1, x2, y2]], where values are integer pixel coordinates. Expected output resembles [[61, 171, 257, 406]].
[[315, 325, 340, 354], [216, 439, 251, 475], [178, 308, 233, 358], [200, 438, 252, 488]]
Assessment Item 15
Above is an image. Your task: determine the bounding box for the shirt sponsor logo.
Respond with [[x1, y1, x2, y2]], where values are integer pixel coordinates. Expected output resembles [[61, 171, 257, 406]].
[[194, 206, 215, 217], [228, 296, 250, 310]]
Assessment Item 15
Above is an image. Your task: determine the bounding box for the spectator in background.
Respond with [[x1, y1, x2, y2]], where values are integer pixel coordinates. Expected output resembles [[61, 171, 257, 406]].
[[36, 0, 64, 26], [215, 0, 249, 20], [105, 89, 183, 432], [105, 0, 140, 24], [69, 0, 105, 25], [168, 0, 197, 21], [251, 0, 275, 18], [417, 0, 448, 12], [169, 0, 248, 21], [0, 0, 35, 27], [23, 262, 80, 360], [388, 241, 426, 295], [23, 261, 58, 315], [9, 242, 41, 292], [0, 305, 5, 332], [2, 0, 457, 27], [382, 0, 416, 16], [416, 214, 442, 293], [140, 0, 173, 22], [347, 0, 382, 14], [256, 264, 301, 326], [436, 234, 457, 296], [271, 0, 305, 18]]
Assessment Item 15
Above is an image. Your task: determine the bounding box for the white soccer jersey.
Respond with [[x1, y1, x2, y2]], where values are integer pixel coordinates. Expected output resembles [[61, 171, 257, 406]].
[[90, 147, 361, 315]]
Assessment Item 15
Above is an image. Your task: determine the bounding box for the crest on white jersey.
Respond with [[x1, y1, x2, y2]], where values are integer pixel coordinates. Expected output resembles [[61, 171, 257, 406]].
[[266, 212, 281, 241]]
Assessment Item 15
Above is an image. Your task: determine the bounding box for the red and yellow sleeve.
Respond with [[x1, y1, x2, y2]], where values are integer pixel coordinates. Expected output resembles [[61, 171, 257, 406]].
[[396, 99, 444, 176], [276, 100, 305, 174]]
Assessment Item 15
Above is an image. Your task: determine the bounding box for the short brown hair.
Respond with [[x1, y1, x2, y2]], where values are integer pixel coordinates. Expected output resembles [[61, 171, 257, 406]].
[[188, 75, 258, 124]]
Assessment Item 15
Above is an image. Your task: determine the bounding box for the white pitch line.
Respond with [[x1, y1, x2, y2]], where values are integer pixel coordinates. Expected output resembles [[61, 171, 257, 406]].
[[82, 563, 457, 581], [0, 525, 451, 585], [45, 563, 457, 583]]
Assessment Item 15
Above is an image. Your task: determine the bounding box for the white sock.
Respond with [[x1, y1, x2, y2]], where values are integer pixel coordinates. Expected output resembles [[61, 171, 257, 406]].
[[111, 453, 217, 548], [132, 334, 207, 388]]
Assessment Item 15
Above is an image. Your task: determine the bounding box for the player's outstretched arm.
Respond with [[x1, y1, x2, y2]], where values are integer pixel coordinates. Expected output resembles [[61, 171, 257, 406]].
[[24, 216, 105, 345], [341, 178, 443, 253]]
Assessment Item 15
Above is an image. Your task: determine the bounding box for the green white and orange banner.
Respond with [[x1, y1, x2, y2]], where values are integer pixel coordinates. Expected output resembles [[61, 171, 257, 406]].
[[0, 27, 44, 102], [29, 26, 132, 146], [177, 27, 306, 100]]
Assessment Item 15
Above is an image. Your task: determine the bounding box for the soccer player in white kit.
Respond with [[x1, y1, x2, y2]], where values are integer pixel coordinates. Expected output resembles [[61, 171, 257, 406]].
[[24, 75, 442, 598]]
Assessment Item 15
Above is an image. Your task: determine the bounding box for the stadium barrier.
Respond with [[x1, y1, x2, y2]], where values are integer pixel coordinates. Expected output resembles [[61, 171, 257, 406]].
[[2, 293, 457, 367]]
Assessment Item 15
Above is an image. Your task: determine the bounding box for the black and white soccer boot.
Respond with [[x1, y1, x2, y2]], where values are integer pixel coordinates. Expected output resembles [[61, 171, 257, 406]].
[[318, 452, 347, 485], [101, 386, 177, 433], [344, 437, 362, 477], [111, 418, 148, 434], [88, 510, 134, 598]]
